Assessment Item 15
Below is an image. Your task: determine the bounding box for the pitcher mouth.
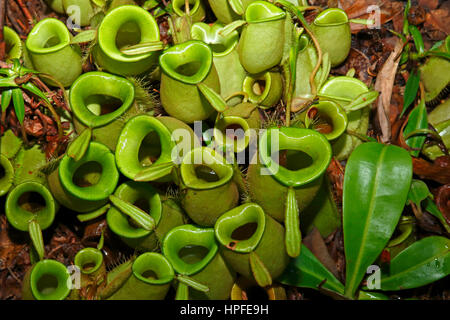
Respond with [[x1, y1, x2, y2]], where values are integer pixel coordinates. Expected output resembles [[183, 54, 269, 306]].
[[75, 248, 104, 275], [305, 101, 348, 141], [98, 5, 160, 63], [5, 181, 56, 232], [4, 26, 22, 61], [115, 115, 175, 180], [214, 203, 266, 253], [159, 40, 213, 84], [243, 72, 273, 105], [259, 127, 332, 187], [245, 1, 286, 23], [173, 0, 201, 17], [162, 225, 218, 276], [26, 18, 71, 54], [30, 260, 71, 300], [213, 116, 252, 153], [132, 252, 175, 285], [190, 22, 239, 57], [59, 142, 119, 201], [107, 181, 162, 239], [70, 72, 135, 128], [180, 147, 234, 190]]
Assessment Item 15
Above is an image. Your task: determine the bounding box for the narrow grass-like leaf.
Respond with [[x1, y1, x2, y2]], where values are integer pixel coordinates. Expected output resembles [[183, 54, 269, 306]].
[[409, 25, 425, 56], [120, 41, 165, 55], [97, 229, 105, 250], [278, 244, 345, 294], [424, 51, 450, 60], [343, 142, 412, 298], [345, 91, 379, 112], [67, 128, 92, 161], [285, 187, 301, 258], [28, 220, 44, 261], [197, 83, 227, 113], [1, 88, 12, 111], [21, 82, 51, 105], [404, 100, 428, 157], [134, 162, 175, 182], [400, 69, 420, 117], [249, 251, 272, 287], [71, 29, 97, 44], [229, 0, 244, 15], [77, 203, 110, 222], [379, 236, 450, 290], [0, 76, 18, 88], [177, 275, 209, 292], [109, 195, 155, 231], [12, 88, 25, 125]]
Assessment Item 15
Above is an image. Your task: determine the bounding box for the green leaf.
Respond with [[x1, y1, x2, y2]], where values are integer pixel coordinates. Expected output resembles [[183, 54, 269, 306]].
[[109, 195, 156, 231], [67, 128, 92, 161], [120, 41, 165, 55], [21, 82, 51, 105], [28, 220, 44, 261], [196, 83, 227, 113], [12, 88, 25, 125], [343, 142, 412, 298], [134, 161, 175, 182], [1, 89, 12, 112], [77, 203, 110, 222], [71, 29, 97, 44], [424, 50, 450, 60], [407, 179, 432, 206], [177, 275, 209, 293], [400, 69, 420, 117], [285, 187, 301, 258], [278, 244, 345, 294], [0, 76, 19, 88], [345, 91, 379, 112], [379, 236, 450, 291], [249, 251, 272, 287], [403, 100, 428, 157], [409, 25, 425, 56], [424, 198, 450, 233], [358, 291, 389, 300]]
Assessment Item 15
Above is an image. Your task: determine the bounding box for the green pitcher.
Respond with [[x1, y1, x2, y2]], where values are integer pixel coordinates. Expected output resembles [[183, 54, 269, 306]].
[[191, 22, 247, 106], [172, 0, 206, 22], [93, 5, 161, 76], [159, 40, 221, 123], [215, 203, 290, 286], [243, 71, 283, 109], [3, 26, 22, 62], [180, 147, 239, 226], [163, 224, 236, 300], [47, 141, 119, 213], [25, 18, 82, 87], [237, 1, 286, 74]]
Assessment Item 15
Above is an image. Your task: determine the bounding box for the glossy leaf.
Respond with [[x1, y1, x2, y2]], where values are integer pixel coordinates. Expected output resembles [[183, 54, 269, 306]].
[[424, 51, 450, 60], [67, 128, 92, 162], [0, 76, 18, 88], [229, 0, 244, 15], [175, 282, 189, 300], [400, 69, 420, 117], [285, 187, 301, 258], [109, 195, 155, 231], [345, 91, 379, 112], [343, 142, 413, 298], [424, 198, 450, 233], [134, 161, 175, 182], [12, 88, 25, 125], [120, 41, 165, 55], [278, 244, 345, 294], [219, 20, 247, 38], [407, 179, 431, 206], [1, 88, 12, 111], [197, 83, 227, 113], [409, 25, 425, 56], [379, 236, 450, 291], [403, 100, 428, 157], [28, 220, 44, 261], [71, 29, 97, 44], [21, 82, 51, 105], [250, 251, 272, 287]]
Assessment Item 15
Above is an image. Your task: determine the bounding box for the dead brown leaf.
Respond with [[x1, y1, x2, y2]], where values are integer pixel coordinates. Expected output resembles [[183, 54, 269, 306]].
[[412, 156, 450, 185]]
